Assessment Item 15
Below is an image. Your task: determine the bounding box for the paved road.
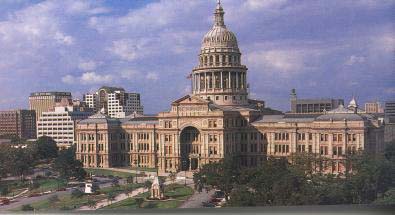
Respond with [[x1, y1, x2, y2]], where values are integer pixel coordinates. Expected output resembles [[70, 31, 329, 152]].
[[179, 188, 215, 208]]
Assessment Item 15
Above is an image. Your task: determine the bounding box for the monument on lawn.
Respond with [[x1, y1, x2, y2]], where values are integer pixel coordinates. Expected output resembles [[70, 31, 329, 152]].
[[150, 176, 165, 200]]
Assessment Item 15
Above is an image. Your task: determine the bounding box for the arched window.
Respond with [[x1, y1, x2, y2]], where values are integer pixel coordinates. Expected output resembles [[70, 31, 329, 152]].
[[204, 56, 208, 66], [209, 56, 213, 66], [215, 55, 219, 66]]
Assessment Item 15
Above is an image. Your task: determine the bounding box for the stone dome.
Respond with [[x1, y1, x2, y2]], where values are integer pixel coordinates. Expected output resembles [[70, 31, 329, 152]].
[[202, 26, 238, 49], [201, 1, 239, 50]]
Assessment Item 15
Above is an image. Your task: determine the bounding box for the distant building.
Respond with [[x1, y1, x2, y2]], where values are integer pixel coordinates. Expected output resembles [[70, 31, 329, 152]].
[[83, 86, 143, 118], [37, 106, 92, 149], [29, 92, 72, 119], [290, 89, 344, 113], [384, 101, 395, 144], [364, 101, 384, 113], [384, 101, 395, 124], [0, 109, 36, 139]]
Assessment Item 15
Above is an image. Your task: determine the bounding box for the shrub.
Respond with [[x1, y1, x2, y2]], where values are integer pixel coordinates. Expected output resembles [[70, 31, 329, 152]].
[[21, 204, 34, 211], [71, 189, 84, 198], [48, 195, 59, 203]]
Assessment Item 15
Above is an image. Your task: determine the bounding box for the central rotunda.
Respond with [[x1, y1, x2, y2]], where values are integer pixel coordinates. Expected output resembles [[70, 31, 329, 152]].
[[192, 1, 248, 106]]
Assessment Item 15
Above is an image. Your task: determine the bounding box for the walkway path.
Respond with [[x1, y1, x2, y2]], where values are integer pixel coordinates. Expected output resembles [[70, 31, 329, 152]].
[[78, 187, 149, 210], [179, 188, 215, 208], [78, 179, 195, 210]]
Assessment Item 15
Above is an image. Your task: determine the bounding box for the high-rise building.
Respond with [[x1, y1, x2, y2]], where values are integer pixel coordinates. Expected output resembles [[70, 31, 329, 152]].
[[83, 86, 143, 118], [29, 92, 72, 119], [289, 89, 344, 113], [384, 101, 395, 124], [37, 106, 92, 149], [0, 110, 36, 139], [365, 101, 383, 113]]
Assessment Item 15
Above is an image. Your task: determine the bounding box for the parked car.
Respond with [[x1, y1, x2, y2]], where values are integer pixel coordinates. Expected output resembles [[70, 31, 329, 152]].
[[202, 201, 215, 208]]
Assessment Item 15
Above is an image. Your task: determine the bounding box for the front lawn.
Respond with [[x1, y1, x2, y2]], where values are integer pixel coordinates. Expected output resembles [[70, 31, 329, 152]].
[[101, 184, 194, 209]]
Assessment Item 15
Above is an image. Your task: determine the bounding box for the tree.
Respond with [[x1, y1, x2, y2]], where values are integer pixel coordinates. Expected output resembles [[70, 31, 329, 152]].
[[169, 172, 177, 184], [135, 198, 144, 208], [48, 195, 59, 203], [53, 147, 86, 181], [144, 180, 152, 190], [107, 192, 116, 204], [195, 155, 241, 201], [126, 185, 134, 197], [126, 176, 134, 184], [21, 204, 34, 211], [228, 185, 256, 206], [71, 189, 84, 199], [87, 199, 97, 208], [33, 136, 58, 160], [111, 178, 119, 187]]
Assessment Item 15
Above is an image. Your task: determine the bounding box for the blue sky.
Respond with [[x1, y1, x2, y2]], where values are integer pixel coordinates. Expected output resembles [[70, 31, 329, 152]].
[[0, 0, 394, 114]]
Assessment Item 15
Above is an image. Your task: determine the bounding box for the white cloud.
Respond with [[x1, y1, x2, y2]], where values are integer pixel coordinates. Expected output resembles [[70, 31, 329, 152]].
[[108, 39, 140, 61], [146, 72, 159, 81], [247, 49, 306, 76], [62, 72, 113, 85], [345, 55, 365, 66], [120, 69, 142, 80], [81, 72, 113, 84], [61, 75, 76, 84], [78, 60, 98, 71], [244, 0, 288, 11], [385, 87, 395, 94]]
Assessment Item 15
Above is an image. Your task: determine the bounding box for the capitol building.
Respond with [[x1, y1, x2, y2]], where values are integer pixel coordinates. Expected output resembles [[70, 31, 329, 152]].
[[75, 2, 384, 175]]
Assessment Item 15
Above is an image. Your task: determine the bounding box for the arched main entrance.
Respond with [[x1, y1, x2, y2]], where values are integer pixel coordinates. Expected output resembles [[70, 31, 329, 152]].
[[180, 126, 201, 171]]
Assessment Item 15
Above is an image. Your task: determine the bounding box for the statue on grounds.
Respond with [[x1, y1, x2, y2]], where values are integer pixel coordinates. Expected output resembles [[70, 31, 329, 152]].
[[150, 176, 165, 200]]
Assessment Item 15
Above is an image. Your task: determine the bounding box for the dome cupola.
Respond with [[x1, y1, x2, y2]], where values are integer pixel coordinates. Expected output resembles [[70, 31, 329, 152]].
[[190, 1, 249, 106], [201, 0, 239, 50]]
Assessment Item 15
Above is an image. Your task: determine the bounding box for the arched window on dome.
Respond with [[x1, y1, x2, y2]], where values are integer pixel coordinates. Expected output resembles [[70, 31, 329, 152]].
[[200, 57, 203, 66], [222, 55, 226, 66], [200, 75, 205, 91], [214, 72, 220, 89], [204, 56, 208, 66], [228, 55, 232, 66], [223, 71, 229, 89], [207, 73, 213, 89], [215, 55, 219, 66], [209, 56, 213, 66]]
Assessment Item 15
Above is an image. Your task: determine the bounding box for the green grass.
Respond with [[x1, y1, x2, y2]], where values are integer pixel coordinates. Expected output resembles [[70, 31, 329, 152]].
[[1, 178, 67, 197], [101, 184, 194, 210], [16, 193, 105, 211], [85, 168, 136, 178], [13, 183, 143, 211], [29, 178, 67, 193], [99, 183, 142, 195]]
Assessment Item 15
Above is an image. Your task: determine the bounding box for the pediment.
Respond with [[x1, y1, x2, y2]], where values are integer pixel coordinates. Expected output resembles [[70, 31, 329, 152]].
[[172, 94, 210, 106]]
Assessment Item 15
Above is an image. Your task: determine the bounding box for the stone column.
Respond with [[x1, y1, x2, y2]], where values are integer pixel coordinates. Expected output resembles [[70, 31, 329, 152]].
[[204, 73, 207, 93], [220, 71, 223, 89], [236, 72, 239, 90], [228, 72, 231, 89]]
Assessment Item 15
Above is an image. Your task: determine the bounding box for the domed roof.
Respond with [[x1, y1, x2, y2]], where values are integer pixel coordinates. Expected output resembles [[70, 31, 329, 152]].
[[202, 26, 238, 49], [201, 1, 239, 50]]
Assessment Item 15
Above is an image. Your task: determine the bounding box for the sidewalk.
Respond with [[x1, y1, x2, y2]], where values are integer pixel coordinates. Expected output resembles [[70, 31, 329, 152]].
[[78, 179, 195, 210]]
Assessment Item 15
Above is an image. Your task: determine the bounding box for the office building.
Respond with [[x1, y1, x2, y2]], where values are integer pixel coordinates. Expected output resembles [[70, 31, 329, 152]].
[[0, 109, 36, 139], [83, 86, 143, 118]]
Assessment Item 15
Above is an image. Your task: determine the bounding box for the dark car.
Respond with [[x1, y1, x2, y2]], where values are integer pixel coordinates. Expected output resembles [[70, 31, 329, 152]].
[[202, 201, 215, 208]]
